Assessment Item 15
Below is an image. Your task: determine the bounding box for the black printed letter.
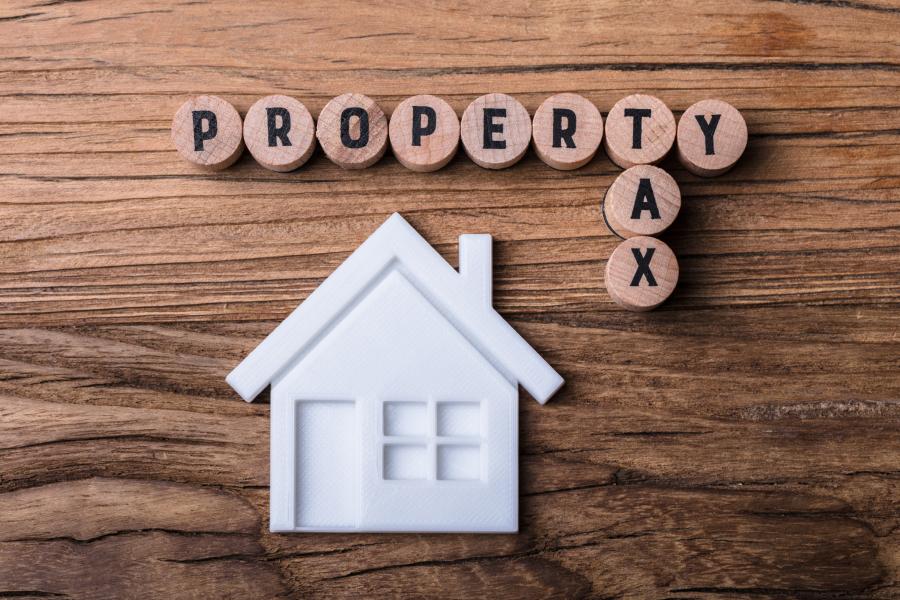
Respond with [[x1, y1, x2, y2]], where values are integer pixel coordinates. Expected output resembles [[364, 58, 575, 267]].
[[695, 114, 721, 155], [412, 106, 436, 147], [630, 247, 657, 287], [192, 110, 217, 151], [552, 108, 577, 148], [340, 107, 369, 148], [623, 108, 651, 149], [483, 108, 506, 149], [631, 178, 661, 220], [266, 107, 292, 147]]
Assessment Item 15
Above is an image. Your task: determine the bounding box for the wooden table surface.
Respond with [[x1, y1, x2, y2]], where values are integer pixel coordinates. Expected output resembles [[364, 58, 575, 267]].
[[2, 1, 899, 598]]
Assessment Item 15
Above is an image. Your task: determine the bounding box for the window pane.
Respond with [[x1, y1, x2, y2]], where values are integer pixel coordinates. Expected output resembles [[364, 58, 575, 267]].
[[437, 444, 481, 481], [383, 444, 428, 480], [383, 401, 427, 436], [436, 401, 480, 437]]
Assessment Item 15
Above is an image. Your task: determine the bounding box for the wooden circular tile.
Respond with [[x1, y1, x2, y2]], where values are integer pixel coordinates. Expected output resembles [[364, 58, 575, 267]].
[[605, 236, 678, 311], [603, 94, 676, 169], [171, 95, 244, 170], [389, 95, 459, 172], [677, 99, 747, 177], [460, 93, 531, 169], [316, 93, 388, 169], [602, 165, 681, 239], [532, 93, 603, 170], [243, 95, 316, 172]]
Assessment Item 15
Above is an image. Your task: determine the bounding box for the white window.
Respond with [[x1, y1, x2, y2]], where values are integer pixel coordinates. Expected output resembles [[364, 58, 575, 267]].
[[381, 399, 483, 481]]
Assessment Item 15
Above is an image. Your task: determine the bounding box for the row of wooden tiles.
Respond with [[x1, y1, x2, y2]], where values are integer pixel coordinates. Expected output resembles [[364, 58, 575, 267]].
[[172, 93, 747, 176], [171, 92, 748, 312]]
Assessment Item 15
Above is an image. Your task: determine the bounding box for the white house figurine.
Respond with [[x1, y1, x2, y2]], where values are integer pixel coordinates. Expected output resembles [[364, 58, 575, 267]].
[[227, 213, 564, 532]]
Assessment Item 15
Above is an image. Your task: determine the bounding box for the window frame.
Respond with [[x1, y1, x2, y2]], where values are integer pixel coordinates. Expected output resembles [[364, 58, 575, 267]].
[[381, 397, 483, 482]]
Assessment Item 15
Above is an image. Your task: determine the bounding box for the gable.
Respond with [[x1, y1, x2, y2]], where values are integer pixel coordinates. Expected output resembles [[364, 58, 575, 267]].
[[227, 213, 563, 404], [273, 268, 512, 399]]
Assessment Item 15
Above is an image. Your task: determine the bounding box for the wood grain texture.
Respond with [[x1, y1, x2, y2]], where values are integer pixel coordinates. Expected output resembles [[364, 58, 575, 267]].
[[389, 94, 460, 172], [604, 94, 676, 168], [605, 237, 680, 311], [677, 99, 749, 177], [171, 95, 245, 170], [243, 95, 316, 172], [0, 1, 898, 598], [316, 93, 388, 169], [603, 165, 681, 238], [461, 93, 532, 169], [533, 93, 604, 170]]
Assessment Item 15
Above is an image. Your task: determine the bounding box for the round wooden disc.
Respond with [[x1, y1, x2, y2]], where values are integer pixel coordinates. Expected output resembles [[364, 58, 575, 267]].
[[243, 95, 316, 172], [603, 94, 675, 169], [605, 236, 679, 311], [677, 99, 747, 177], [532, 93, 603, 170], [602, 165, 681, 239], [171, 95, 244, 170], [460, 93, 531, 169], [388, 95, 459, 172], [316, 93, 388, 169]]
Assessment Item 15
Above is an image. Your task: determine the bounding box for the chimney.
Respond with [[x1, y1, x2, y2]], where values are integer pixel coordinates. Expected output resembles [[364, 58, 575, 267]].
[[458, 234, 492, 307]]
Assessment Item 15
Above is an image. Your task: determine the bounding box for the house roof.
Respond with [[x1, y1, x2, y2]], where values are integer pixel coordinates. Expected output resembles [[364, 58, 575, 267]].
[[226, 213, 564, 404]]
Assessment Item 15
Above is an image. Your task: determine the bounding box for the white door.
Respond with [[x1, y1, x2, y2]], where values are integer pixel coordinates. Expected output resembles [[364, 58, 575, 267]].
[[294, 400, 357, 529]]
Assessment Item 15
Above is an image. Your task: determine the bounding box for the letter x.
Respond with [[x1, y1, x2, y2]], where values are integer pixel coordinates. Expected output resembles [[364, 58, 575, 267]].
[[630, 247, 657, 286]]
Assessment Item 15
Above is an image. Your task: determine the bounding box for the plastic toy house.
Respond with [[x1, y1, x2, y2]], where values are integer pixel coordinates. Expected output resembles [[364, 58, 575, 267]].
[[227, 213, 563, 532]]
